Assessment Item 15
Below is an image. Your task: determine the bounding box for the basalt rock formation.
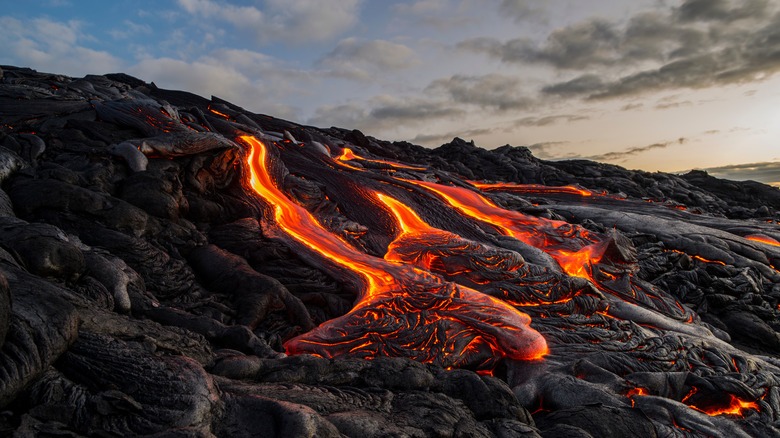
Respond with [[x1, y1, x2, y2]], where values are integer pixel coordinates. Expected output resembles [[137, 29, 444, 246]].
[[1, 64, 780, 437]]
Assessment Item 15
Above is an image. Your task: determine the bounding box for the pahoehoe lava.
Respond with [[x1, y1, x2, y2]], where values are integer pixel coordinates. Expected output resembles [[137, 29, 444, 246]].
[[1, 64, 780, 437]]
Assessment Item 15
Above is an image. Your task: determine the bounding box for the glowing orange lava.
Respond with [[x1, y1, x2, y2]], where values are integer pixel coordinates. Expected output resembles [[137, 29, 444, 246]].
[[208, 107, 230, 119], [626, 387, 649, 397], [470, 182, 597, 197], [691, 395, 759, 416], [237, 135, 548, 367], [745, 235, 780, 247], [337, 147, 428, 170], [398, 178, 604, 281]]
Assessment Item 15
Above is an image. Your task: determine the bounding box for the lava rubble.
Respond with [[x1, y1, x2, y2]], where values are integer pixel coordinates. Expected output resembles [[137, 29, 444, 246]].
[[1, 65, 780, 437]]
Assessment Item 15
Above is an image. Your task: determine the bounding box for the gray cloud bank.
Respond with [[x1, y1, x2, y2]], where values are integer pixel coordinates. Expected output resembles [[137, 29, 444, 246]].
[[460, 0, 780, 100], [585, 138, 688, 162]]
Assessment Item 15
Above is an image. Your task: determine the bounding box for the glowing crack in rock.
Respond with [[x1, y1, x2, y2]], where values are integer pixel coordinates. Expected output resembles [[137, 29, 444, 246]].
[[238, 135, 547, 370]]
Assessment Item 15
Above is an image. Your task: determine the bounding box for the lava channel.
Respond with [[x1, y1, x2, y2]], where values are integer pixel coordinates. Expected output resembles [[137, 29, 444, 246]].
[[238, 135, 547, 370]]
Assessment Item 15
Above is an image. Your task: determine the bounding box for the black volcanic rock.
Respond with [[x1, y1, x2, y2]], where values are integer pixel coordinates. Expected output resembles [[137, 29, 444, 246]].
[[1, 65, 780, 437]]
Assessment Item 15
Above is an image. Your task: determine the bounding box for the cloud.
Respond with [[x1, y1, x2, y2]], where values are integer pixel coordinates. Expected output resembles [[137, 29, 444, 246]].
[[654, 100, 693, 110], [675, 0, 770, 22], [514, 114, 589, 127], [200, 49, 277, 76], [308, 94, 464, 132], [620, 102, 644, 111], [541, 18, 780, 100], [109, 20, 153, 40], [498, 0, 546, 22], [461, 1, 780, 100], [0, 17, 122, 76], [526, 141, 571, 159], [693, 161, 780, 185], [129, 56, 299, 119], [309, 72, 543, 134], [542, 74, 604, 96], [392, 0, 448, 16], [585, 137, 687, 162], [426, 74, 534, 110], [177, 0, 362, 45], [316, 38, 420, 81], [458, 18, 621, 69], [391, 0, 477, 30], [178, 0, 264, 28]]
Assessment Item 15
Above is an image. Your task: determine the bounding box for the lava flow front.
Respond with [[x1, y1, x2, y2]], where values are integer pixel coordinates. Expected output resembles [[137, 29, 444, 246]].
[[238, 135, 547, 370]]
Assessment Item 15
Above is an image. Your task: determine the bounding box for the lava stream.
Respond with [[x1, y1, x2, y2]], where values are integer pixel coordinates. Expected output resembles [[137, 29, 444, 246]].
[[745, 234, 780, 247], [398, 178, 605, 281], [238, 135, 547, 367]]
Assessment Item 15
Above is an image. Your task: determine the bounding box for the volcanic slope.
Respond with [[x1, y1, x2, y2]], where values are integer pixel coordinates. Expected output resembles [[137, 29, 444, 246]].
[[1, 64, 780, 437]]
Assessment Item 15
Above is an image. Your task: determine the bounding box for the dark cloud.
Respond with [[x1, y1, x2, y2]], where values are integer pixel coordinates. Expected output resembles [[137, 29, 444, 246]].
[[585, 137, 687, 162], [693, 161, 780, 185], [371, 100, 461, 121], [655, 100, 693, 109], [542, 19, 780, 100], [426, 74, 534, 110], [458, 18, 619, 69], [310, 72, 541, 135], [542, 74, 604, 96], [515, 114, 589, 127], [308, 95, 464, 133], [463, 0, 780, 100], [676, 0, 770, 22], [621, 102, 644, 111], [498, 0, 546, 22]]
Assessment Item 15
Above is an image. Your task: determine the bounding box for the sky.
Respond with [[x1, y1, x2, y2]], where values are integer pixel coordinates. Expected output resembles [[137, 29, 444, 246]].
[[1, 0, 779, 186]]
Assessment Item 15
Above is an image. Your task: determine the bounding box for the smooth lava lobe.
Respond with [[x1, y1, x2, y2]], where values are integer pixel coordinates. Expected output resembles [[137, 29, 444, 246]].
[[238, 135, 547, 369]]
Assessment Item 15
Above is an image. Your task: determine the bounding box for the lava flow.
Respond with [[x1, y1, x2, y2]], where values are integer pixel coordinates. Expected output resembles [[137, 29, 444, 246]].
[[745, 234, 780, 247], [399, 178, 605, 281], [238, 135, 547, 370], [334, 149, 604, 280], [470, 181, 598, 198], [335, 149, 695, 322]]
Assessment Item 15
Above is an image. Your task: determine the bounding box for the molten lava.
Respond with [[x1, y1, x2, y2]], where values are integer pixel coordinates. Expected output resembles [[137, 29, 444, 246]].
[[238, 135, 547, 369], [397, 178, 604, 281], [333, 148, 692, 321], [691, 395, 760, 416], [745, 234, 780, 247], [337, 147, 427, 170], [470, 182, 598, 198]]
